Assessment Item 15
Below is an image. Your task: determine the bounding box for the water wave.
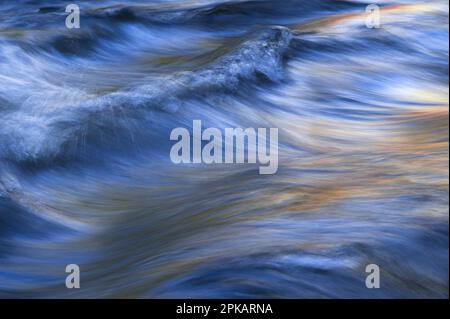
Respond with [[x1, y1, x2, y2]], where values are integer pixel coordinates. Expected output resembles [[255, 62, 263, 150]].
[[0, 0, 448, 298]]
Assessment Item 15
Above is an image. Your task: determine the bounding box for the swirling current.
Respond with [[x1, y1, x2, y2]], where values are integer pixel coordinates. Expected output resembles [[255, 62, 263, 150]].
[[0, 0, 448, 298]]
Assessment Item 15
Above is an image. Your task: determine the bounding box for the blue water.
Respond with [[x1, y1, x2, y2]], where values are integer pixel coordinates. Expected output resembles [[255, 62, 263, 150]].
[[0, 0, 448, 298]]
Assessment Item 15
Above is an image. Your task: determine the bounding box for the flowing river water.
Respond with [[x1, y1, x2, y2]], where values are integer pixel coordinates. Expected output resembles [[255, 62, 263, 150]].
[[0, 0, 448, 298]]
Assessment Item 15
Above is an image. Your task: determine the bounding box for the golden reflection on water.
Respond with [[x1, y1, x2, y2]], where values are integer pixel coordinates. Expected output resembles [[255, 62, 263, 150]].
[[1, 1, 447, 297]]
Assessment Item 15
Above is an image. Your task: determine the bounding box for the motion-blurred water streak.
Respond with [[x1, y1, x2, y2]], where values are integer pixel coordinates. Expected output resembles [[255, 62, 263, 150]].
[[0, 0, 448, 298]]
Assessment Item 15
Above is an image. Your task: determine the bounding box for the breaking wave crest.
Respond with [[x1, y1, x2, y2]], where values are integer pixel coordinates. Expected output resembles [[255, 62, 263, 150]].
[[0, 26, 292, 163]]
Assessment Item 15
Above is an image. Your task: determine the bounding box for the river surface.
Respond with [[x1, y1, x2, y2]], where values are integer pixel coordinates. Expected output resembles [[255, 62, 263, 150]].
[[0, 0, 448, 298]]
